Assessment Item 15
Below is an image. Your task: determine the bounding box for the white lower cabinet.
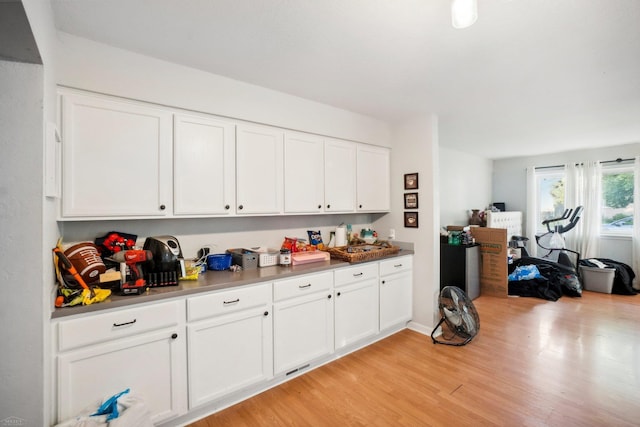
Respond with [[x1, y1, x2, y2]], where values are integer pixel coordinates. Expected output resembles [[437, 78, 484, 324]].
[[379, 256, 414, 331], [54, 301, 187, 424], [273, 271, 334, 375], [186, 283, 273, 408], [52, 256, 413, 425], [334, 263, 379, 350]]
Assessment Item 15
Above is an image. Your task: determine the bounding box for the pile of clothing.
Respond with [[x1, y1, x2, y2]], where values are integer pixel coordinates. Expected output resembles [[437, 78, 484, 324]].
[[509, 256, 638, 301], [508, 257, 582, 301]]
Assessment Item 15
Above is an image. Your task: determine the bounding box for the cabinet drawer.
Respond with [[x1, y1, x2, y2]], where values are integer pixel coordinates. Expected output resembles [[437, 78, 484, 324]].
[[379, 256, 413, 276], [273, 271, 333, 302], [187, 282, 271, 322], [334, 263, 378, 287], [57, 300, 182, 352]]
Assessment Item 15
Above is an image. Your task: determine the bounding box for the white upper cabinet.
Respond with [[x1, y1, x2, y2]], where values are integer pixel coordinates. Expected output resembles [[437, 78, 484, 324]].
[[173, 114, 235, 216], [236, 124, 284, 215], [324, 138, 356, 213], [356, 144, 390, 212], [60, 90, 172, 218], [58, 89, 392, 219], [284, 132, 324, 213]]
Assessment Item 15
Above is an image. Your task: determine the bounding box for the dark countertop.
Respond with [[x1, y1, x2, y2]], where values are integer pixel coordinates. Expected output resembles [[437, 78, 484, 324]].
[[51, 250, 413, 320]]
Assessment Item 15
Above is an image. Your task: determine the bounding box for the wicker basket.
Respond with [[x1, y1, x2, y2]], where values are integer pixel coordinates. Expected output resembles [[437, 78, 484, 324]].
[[325, 244, 400, 263]]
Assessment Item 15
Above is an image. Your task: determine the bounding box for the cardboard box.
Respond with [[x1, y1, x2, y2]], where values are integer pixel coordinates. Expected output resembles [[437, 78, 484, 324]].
[[470, 227, 508, 298]]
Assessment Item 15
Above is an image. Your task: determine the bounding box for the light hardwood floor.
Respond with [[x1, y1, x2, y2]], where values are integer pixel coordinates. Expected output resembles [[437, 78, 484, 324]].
[[189, 291, 640, 426]]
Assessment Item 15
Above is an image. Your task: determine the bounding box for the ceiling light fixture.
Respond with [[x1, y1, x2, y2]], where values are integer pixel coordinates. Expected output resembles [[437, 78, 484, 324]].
[[451, 0, 478, 29]]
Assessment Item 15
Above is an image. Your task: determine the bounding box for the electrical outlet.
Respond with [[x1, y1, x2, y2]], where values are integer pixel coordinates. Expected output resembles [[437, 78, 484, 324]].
[[389, 228, 396, 240]]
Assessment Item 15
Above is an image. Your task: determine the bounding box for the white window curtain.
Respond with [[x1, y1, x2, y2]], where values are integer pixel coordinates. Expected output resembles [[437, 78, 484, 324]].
[[526, 166, 537, 257], [633, 156, 640, 290], [564, 161, 601, 259]]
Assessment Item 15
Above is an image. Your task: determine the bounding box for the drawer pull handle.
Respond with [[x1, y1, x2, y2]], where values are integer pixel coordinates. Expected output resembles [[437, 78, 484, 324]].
[[113, 319, 136, 327], [223, 298, 240, 305], [394, 264, 403, 268], [171, 333, 178, 340], [353, 272, 363, 277], [299, 284, 311, 289]]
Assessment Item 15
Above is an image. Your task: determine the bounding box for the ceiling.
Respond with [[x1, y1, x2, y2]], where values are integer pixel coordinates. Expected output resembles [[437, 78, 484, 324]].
[[49, 0, 640, 159]]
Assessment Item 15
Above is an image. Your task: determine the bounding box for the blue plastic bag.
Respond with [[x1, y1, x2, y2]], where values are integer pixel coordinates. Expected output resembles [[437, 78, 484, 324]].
[[91, 388, 130, 421], [508, 265, 543, 281]]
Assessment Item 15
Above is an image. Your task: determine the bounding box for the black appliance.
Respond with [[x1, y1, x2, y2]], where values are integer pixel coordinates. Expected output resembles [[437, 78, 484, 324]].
[[143, 235, 185, 287], [440, 243, 480, 300]]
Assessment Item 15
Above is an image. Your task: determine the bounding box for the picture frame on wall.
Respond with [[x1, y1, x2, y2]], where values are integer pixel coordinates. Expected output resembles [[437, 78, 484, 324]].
[[404, 212, 419, 228], [404, 192, 418, 209], [404, 173, 418, 190]]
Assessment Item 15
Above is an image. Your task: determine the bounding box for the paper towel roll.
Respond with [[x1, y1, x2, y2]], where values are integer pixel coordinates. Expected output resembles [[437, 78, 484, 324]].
[[335, 226, 347, 247]]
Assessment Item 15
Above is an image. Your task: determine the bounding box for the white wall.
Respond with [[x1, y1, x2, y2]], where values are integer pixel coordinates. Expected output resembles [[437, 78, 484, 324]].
[[54, 31, 396, 271], [374, 114, 439, 333], [22, 2, 61, 425], [0, 60, 46, 426], [55, 32, 391, 148], [61, 215, 375, 260], [439, 146, 493, 229], [493, 142, 640, 265]]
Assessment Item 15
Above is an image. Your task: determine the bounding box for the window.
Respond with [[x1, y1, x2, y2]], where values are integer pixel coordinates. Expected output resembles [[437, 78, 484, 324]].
[[601, 164, 634, 235], [535, 169, 565, 233]]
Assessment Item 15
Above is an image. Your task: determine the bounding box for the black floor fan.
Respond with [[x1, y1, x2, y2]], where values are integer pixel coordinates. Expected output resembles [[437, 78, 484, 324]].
[[431, 286, 480, 346]]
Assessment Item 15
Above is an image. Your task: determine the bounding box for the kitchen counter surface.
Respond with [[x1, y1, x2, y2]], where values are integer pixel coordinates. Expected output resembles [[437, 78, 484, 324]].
[[51, 249, 414, 319]]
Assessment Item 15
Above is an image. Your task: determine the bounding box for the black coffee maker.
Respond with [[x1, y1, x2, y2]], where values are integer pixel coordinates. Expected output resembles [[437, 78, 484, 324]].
[[143, 235, 185, 287]]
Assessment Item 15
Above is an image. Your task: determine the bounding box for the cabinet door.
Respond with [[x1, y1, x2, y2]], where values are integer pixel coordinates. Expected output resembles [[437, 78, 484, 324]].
[[356, 144, 390, 212], [236, 124, 283, 214], [174, 114, 235, 215], [284, 132, 324, 213], [379, 272, 413, 331], [57, 327, 187, 424], [187, 307, 272, 408], [60, 91, 172, 218], [334, 278, 378, 349], [324, 139, 356, 213], [273, 291, 334, 375]]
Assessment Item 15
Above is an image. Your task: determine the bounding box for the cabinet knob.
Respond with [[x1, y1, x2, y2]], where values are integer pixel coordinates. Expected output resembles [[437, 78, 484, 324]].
[[160, 204, 166, 210], [381, 280, 386, 284], [318, 204, 322, 209], [171, 333, 178, 340], [327, 294, 332, 299], [264, 311, 269, 316], [326, 204, 331, 209], [337, 292, 341, 297], [359, 204, 363, 209], [225, 204, 230, 210], [238, 204, 244, 210]]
